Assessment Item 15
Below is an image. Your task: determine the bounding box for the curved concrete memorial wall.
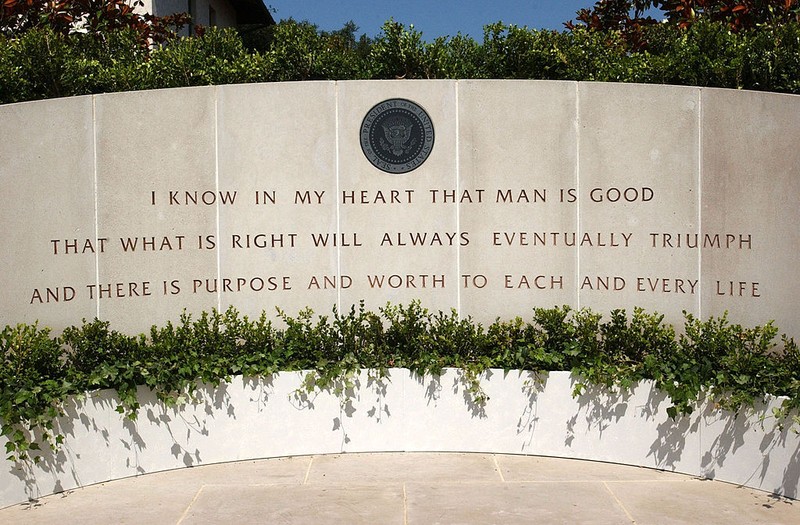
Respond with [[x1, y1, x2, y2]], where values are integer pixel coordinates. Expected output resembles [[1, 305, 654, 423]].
[[1, 81, 798, 335], [2, 81, 800, 505]]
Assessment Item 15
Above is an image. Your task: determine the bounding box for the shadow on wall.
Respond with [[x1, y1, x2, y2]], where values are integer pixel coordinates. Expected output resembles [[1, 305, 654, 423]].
[[3, 371, 799, 504], [699, 400, 800, 499], [290, 370, 393, 448], [564, 375, 799, 499], [517, 371, 549, 451]]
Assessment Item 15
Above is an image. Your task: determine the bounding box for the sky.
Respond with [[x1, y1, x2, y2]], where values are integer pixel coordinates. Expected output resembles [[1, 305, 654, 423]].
[[266, 1, 651, 41]]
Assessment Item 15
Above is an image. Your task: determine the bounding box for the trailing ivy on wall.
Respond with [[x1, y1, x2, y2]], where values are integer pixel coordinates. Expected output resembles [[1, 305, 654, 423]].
[[1, 302, 799, 463]]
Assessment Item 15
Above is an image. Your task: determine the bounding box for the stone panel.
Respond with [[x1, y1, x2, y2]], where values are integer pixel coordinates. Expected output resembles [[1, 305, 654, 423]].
[[700, 88, 800, 336], [94, 87, 219, 333], [0, 96, 97, 329], [458, 80, 578, 324], [577, 83, 701, 327], [217, 82, 338, 321], [336, 81, 459, 314]]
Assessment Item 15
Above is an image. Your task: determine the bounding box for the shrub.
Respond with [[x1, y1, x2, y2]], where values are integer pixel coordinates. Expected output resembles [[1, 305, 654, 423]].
[[0, 35, 25, 103], [1, 323, 66, 461], [2, 19, 800, 104], [143, 27, 269, 88], [2, 303, 799, 462], [367, 20, 429, 79], [266, 19, 366, 81]]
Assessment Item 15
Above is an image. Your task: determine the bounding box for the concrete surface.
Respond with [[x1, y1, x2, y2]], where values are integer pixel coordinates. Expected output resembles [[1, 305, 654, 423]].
[[2, 453, 798, 525], [6, 82, 800, 336]]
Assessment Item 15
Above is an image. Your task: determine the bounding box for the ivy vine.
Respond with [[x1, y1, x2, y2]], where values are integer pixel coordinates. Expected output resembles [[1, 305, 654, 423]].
[[1, 302, 799, 463]]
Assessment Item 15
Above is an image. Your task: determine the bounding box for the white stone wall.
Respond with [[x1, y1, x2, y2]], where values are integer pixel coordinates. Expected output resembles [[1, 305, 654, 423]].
[[134, 0, 155, 15], [150, 0, 188, 19], [1, 81, 798, 336], [1, 371, 797, 508]]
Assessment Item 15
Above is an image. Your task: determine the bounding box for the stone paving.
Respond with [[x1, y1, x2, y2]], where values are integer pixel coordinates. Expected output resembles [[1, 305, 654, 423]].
[[1, 453, 799, 524]]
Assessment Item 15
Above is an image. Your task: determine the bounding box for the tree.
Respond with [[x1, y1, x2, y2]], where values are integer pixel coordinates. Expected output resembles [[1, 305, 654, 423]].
[[567, 0, 800, 48], [0, 0, 189, 45], [568, 0, 659, 33], [565, 1, 661, 50], [657, 0, 800, 31]]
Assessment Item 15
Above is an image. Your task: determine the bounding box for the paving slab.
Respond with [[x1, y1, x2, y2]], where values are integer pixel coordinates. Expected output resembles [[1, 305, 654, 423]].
[[1, 453, 798, 525], [495, 454, 690, 482], [406, 481, 632, 525], [306, 452, 501, 484], [607, 477, 800, 525], [0, 457, 310, 525], [181, 485, 405, 525]]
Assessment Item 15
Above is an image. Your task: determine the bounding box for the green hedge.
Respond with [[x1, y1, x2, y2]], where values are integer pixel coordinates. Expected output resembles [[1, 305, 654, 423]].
[[2, 303, 799, 462], [2, 19, 800, 104]]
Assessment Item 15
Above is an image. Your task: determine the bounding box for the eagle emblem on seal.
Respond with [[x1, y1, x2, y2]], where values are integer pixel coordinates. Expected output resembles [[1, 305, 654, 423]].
[[380, 116, 417, 156]]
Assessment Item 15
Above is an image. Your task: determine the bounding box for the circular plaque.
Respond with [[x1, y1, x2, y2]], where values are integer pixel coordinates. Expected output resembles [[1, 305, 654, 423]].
[[360, 98, 435, 174]]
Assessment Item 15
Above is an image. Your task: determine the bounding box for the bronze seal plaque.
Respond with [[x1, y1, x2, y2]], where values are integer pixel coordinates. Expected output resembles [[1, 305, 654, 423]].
[[360, 98, 435, 174]]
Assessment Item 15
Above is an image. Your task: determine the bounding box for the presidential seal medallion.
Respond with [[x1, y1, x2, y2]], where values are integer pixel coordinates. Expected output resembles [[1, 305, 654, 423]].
[[360, 99, 434, 174]]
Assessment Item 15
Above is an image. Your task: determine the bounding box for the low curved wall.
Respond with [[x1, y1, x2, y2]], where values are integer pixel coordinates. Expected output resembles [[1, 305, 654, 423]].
[[2, 370, 798, 508]]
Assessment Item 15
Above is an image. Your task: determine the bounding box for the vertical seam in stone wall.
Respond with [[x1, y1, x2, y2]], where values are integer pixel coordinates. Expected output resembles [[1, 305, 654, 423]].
[[455, 81, 462, 317], [335, 82, 342, 311], [697, 89, 703, 320], [575, 83, 581, 309], [214, 87, 222, 312], [92, 95, 101, 320]]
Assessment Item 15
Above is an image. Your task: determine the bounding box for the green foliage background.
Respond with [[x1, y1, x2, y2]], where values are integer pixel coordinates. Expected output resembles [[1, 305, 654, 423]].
[[2, 18, 800, 104]]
